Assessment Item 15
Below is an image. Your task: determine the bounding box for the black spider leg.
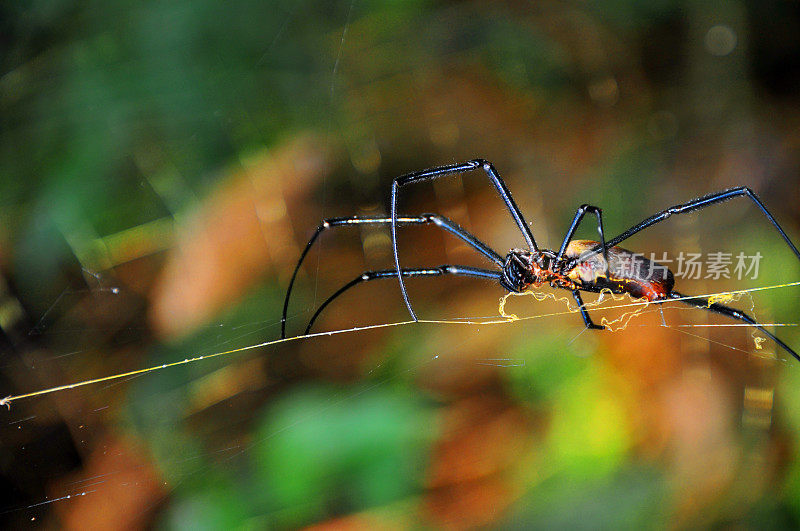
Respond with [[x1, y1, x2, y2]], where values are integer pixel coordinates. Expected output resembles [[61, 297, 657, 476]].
[[566, 187, 800, 354], [553, 205, 609, 330], [581, 187, 800, 262], [556, 204, 609, 264], [305, 266, 503, 334], [572, 291, 605, 330], [669, 291, 800, 363], [391, 159, 537, 321], [282, 214, 504, 338]]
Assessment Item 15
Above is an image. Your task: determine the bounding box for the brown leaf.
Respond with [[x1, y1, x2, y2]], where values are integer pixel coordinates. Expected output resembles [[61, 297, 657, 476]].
[[149, 134, 333, 339], [51, 436, 165, 531]]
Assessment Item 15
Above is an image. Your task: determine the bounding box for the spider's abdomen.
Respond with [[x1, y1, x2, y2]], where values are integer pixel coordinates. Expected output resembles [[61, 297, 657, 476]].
[[564, 240, 674, 301]]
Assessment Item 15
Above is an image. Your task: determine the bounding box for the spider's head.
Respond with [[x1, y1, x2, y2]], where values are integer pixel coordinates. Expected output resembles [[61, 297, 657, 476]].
[[501, 249, 554, 292], [500, 249, 542, 293]]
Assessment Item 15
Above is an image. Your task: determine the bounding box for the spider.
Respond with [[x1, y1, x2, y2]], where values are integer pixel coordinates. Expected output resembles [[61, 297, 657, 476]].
[[281, 159, 800, 362]]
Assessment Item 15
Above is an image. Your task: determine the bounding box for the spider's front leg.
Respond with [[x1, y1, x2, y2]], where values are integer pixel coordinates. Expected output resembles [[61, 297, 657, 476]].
[[390, 159, 538, 320], [282, 212, 504, 338], [304, 265, 503, 334]]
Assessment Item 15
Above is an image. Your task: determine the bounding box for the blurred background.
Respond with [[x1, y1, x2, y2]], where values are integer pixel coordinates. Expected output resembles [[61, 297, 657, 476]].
[[2, 1, 800, 528]]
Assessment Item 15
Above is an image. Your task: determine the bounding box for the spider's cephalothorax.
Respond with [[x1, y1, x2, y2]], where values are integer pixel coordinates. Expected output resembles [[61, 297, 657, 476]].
[[500, 248, 572, 293], [282, 158, 800, 363]]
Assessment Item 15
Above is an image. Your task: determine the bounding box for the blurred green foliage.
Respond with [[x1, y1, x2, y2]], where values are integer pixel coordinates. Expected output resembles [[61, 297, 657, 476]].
[[252, 384, 434, 527]]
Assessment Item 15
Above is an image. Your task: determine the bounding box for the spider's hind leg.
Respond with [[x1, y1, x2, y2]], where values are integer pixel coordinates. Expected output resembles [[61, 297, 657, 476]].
[[669, 291, 800, 363], [573, 290, 606, 330]]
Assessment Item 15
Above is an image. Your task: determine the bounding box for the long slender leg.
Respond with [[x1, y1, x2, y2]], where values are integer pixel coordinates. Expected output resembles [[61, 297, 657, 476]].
[[392, 159, 536, 321], [282, 214, 503, 338], [572, 290, 605, 330], [556, 204, 609, 266], [669, 291, 800, 363], [580, 187, 800, 263], [303, 266, 503, 335]]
